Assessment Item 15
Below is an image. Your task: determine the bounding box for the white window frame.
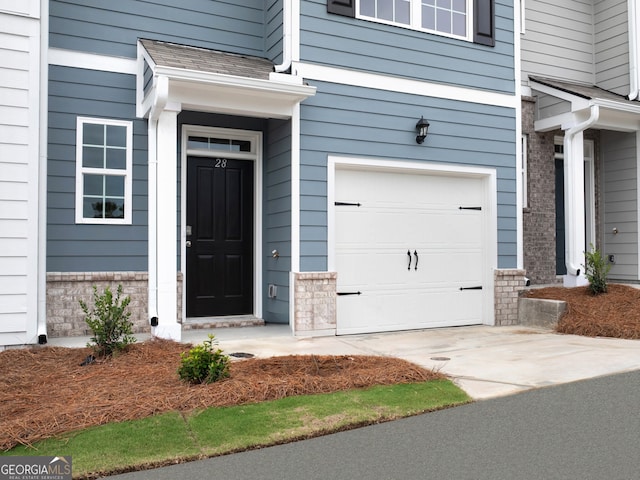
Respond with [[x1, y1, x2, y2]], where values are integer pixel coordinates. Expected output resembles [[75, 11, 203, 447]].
[[356, 0, 473, 42], [75, 117, 133, 225]]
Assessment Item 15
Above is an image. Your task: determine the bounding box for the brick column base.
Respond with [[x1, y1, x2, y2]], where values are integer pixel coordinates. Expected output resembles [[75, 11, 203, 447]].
[[494, 269, 528, 326], [46, 272, 183, 338], [292, 272, 337, 336]]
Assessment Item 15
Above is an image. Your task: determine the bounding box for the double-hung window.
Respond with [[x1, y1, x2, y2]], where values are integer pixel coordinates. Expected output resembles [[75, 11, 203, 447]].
[[359, 0, 469, 39], [75, 117, 133, 224], [328, 0, 494, 46]]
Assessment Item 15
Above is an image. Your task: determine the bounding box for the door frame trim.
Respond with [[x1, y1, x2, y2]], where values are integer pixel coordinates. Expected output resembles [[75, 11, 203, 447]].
[[180, 125, 263, 320], [327, 155, 497, 326]]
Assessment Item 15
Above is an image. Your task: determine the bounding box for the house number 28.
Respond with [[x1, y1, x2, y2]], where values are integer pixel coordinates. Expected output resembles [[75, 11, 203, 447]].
[[215, 158, 228, 168]]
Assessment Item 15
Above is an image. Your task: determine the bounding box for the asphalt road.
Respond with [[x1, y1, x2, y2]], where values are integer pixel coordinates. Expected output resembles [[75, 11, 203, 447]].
[[108, 370, 640, 480]]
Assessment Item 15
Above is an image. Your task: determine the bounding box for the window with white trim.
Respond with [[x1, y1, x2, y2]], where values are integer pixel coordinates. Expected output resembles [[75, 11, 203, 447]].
[[75, 117, 133, 224], [328, 0, 494, 46], [359, 0, 470, 40]]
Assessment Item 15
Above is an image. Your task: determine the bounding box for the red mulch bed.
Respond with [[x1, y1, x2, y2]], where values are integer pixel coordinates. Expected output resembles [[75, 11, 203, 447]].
[[523, 283, 640, 339], [0, 339, 440, 451]]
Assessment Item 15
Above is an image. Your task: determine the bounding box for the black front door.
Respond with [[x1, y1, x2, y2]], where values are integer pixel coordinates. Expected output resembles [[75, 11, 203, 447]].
[[186, 157, 254, 317]]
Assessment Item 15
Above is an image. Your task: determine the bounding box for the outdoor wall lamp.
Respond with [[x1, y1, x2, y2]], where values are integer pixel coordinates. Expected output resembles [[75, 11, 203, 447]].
[[416, 116, 430, 144]]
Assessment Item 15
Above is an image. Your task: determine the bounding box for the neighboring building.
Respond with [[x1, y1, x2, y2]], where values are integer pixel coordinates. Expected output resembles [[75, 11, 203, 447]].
[[1, 0, 521, 347], [0, 1, 44, 347], [522, 0, 640, 286]]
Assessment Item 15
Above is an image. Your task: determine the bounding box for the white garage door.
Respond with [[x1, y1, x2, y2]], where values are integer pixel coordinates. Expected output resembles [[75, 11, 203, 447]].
[[335, 167, 489, 335]]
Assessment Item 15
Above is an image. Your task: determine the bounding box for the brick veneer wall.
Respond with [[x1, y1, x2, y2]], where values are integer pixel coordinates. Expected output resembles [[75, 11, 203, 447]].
[[494, 269, 527, 326], [46, 272, 183, 338], [522, 97, 602, 285], [292, 272, 337, 335], [522, 97, 559, 285]]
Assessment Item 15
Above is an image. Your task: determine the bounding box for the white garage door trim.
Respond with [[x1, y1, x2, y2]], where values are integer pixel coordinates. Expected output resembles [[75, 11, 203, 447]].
[[328, 156, 497, 332]]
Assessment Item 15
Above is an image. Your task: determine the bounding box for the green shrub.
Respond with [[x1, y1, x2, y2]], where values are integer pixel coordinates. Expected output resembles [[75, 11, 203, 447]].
[[178, 334, 230, 384], [583, 244, 611, 295], [80, 284, 136, 356]]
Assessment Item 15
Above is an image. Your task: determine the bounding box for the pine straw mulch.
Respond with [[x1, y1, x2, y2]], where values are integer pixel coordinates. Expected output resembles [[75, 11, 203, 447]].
[[523, 283, 640, 339], [0, 340, 440, 452]]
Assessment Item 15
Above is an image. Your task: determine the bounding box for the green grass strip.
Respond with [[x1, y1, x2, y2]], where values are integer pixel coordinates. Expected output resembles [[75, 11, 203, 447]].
[[2, 379, 469, 478]]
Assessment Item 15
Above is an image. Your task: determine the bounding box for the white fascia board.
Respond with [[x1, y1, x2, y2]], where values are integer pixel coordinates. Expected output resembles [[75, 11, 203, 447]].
[[534, 112, 574, 132], [136, 41, 158, 118], [293, 62, 517, 109], [48, 48, 138, 75], [529, 80, 591, 110], [163, 71, 315, 119], [154, 65, 316, 99], [171, 82, 293, 119], [593, 98, 640, 116]]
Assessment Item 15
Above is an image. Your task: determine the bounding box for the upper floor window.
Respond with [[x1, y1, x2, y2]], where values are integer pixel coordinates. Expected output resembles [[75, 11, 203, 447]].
[[359, 0, 469, 40], [328, 0, 494, 47], [75, 117, 133, 225]]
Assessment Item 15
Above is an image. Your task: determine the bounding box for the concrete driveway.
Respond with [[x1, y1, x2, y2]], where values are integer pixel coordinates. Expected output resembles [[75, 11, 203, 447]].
[[50, 324, 640, 399], [187, 324, 640, 399]]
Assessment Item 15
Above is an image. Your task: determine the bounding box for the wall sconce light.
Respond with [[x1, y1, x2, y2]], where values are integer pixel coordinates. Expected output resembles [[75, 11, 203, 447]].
[[415, 116, 430, 144]]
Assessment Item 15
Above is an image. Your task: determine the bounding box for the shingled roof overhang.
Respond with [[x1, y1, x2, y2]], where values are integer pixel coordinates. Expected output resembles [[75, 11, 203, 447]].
[[529, 76, 640, 132], [137, 39, 315, 119]]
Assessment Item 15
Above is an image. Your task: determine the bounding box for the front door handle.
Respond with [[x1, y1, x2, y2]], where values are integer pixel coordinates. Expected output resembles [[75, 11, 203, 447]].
[[186, 241, 192, 248]]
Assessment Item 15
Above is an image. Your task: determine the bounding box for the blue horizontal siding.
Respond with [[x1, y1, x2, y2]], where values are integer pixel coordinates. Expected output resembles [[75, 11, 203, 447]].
[[50, 0, 267, 59], [263, 118, 292, 324], [47, 66, 148, 273], [298, 80, 518, 271], [266, 0, 284, 65], [301, 0, 514, 94]]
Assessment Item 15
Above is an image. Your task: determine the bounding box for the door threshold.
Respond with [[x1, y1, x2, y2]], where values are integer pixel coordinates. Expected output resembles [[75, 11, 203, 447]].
[[183, 315, 265, 330]]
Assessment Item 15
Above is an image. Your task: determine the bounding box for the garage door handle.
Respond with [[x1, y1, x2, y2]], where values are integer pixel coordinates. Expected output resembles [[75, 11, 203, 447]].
[[407, 250, 412, 270], [413, 250, 418, 270]]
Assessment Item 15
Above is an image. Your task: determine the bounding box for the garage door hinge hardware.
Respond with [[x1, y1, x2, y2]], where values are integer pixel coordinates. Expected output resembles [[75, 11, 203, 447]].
[[336, 291, 362, 296], [335, 202, 361, 207], [460, 286, 483, 290], [459, 206, 482, 210]]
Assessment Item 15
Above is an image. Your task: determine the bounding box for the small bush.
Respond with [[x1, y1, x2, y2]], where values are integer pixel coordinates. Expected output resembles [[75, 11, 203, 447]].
[[178, 334, 231, 384], [583, 244, 611, 295], [80, 284, 136, 356]]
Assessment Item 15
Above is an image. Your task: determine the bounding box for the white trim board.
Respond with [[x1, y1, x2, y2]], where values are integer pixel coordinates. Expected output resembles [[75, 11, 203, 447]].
[[48, 48, 138, 75], [294, 62, 518, 109]]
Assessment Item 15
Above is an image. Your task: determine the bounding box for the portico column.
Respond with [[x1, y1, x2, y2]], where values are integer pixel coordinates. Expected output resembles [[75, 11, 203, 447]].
[[563, 130, 589, 287], [152, 107, 181, 340]]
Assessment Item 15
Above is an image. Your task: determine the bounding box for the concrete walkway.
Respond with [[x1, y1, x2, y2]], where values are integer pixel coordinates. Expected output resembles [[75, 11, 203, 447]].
[[48, 324, 640, 400]]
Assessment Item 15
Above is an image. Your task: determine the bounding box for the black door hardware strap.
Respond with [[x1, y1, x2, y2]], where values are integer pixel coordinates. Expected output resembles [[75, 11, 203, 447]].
[[407, 250, 412, 270], [460, 286, 483, 290], [337, 291, 362, 296], [413, 250, 418, 270], [335, 202, 361, 207], [459, 206, 482, 210]]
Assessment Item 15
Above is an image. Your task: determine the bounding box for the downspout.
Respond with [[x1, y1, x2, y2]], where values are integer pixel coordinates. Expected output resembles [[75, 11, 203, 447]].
[[563, 105, 599, 278], [147, 76, 169, 326], [628, 0, 639, 100], [37, 0, 49, 343], [274, 0, 292, 72]]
